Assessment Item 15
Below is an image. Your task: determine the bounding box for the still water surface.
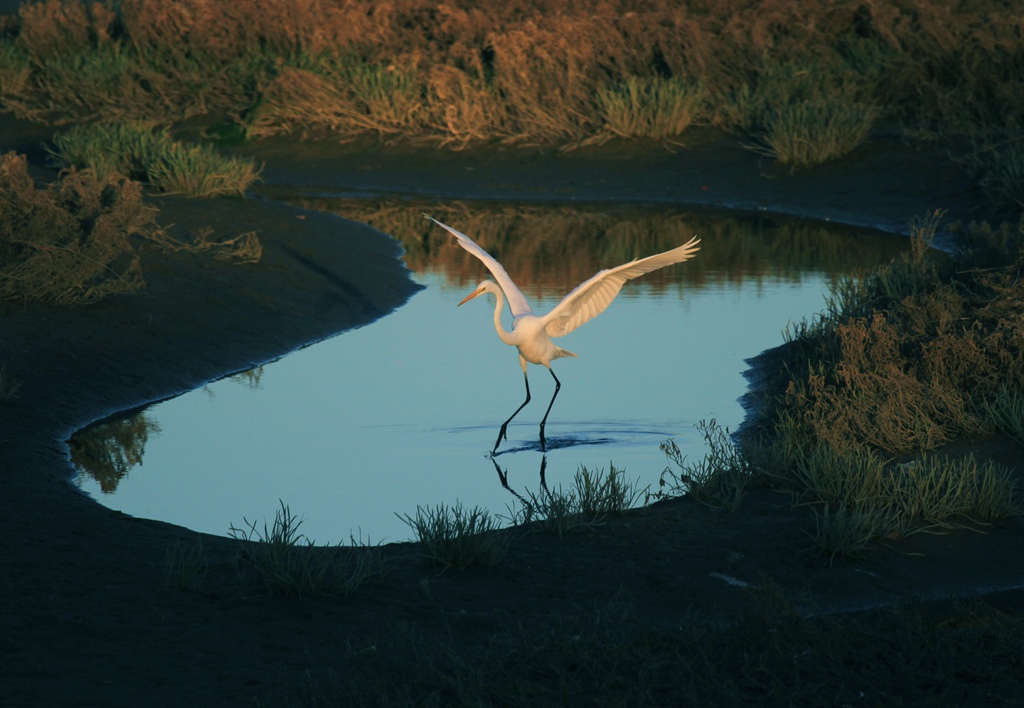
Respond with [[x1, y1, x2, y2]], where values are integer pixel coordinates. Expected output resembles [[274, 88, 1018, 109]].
[[71, 201, 907, 543]]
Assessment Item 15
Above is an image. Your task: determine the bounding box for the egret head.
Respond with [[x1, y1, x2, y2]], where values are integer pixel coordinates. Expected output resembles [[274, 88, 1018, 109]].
[[458, 280, 497, 306]]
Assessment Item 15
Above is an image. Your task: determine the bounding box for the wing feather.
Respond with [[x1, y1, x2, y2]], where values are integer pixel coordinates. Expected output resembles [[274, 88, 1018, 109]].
[[425, 215, 533, 318], [543, 236, 701, 338]]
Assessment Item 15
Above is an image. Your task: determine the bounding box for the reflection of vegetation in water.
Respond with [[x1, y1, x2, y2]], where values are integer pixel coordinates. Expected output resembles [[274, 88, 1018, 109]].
[[70, 413, 160, 493], [294, 198, 907, 296], [229, 365, 264, 390]]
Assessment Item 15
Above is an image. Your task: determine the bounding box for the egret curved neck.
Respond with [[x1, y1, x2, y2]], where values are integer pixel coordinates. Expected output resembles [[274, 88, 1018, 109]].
[[489, 286, 516, 345]]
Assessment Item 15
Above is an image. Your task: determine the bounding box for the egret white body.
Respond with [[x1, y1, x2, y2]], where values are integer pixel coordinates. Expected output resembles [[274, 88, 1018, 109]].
[[427, 215, 700, 453]]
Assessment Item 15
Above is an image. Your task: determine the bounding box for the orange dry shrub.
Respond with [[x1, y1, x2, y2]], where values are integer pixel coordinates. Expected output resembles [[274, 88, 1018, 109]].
[[424, 65, 502, 147], [15, 0, 116, 59], [780, 253, 1024, 456], [246, 67, 372, 138], [4, 0, 1024, 144], [785, 312, 985, 455], [115, 0, 374, 61], [0, 151, 158, 304]]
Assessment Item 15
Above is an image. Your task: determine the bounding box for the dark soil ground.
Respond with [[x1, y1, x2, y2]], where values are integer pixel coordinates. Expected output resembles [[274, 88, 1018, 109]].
[[1, 115, 1022, 706]]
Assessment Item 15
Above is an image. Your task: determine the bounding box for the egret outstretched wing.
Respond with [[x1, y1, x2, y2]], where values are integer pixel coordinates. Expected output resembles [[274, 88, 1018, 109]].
[[425, 213, 701, 454], [542, 235, 701, 338], [425, 215, 534, 318]]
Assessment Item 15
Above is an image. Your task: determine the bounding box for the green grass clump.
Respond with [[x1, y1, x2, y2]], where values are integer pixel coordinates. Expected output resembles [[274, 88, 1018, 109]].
[[755, 98, 878, 169], [972, 139, 1024, 212], [229, 501, 386, 597], [812, 501, 897, 563], [659, 419, 752, 511], [595, 77, 704, 140], [755, 440, 1020, 557], [887, 454, 1021, 528], [397, 501, 508, 570], [0, 41, 32, 99], [983, 386, 1024, 445], [720, 58, 880, 168], [50, 123, 261, 197]]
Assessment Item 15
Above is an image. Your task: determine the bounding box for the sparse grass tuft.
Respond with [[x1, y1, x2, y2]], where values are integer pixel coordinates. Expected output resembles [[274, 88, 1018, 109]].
[[813, 501, 897, 563], [397, 501, 508, 570], [510, 465, 648, 538], [773, 443, 888, 509], [229, 501, 386, 596], [660, 420, 752, 511], [721, 58, 879, 168], [164, 534, 208, 591]]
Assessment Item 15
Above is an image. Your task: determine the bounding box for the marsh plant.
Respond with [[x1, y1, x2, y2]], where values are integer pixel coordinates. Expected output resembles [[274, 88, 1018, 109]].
[[722, 59, 879, 169], [812, 501, 898, 563], [229, 501, 385, 597], [983, 386, 1024, 445], [763, 442, 1020, 557], [0, 150, 156, 304], [659, 420, 752, 512], [508, 464, 649, 538], [966, 138, 1024, 212], [887, 454, 1021, 529], [754, 98, 878, 170], [398, 501, 508, 570], [595, 77, 704, 141], [4, 0, 1022, 168], [51, 123, 261, 197], [773, 212, 1024, 457], [1, 148, 260, 304]]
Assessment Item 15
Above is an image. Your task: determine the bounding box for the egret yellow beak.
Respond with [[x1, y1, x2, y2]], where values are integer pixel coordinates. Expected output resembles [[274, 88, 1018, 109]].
[[458, 286, 485, 307]]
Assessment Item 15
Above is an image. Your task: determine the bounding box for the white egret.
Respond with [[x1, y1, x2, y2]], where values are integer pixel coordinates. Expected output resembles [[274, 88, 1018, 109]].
[[426, 215, 700, 453]]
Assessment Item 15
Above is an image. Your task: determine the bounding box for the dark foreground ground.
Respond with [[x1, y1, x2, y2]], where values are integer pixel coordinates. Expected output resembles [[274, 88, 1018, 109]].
[[1, 117, 1022, 706]]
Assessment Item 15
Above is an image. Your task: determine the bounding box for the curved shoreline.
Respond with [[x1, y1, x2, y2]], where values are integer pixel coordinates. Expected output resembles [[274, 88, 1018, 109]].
[[4, 124, 1023, 706]]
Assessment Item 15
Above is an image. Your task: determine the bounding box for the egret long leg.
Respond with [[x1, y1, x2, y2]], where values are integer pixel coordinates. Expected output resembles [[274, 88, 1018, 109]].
[[538, 368, 561, 452], [494, 371, 531, 453]]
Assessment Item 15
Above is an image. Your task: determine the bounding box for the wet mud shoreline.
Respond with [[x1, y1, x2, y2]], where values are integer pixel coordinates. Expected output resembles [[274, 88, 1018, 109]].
[[2, 115, 1022, 706]]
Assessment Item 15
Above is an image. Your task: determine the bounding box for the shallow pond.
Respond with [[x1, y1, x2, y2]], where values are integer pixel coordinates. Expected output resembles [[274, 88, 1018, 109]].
[[71, 200, 907, 543]]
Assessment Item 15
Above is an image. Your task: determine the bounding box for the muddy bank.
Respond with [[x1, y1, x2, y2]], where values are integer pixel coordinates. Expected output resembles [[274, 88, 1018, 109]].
[[2, 116, 1022, 706], [239, 128, 984, 243]]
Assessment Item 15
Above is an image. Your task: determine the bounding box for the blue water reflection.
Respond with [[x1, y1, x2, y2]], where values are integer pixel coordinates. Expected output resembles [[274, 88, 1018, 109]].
[[72, 203, 906, 543]]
